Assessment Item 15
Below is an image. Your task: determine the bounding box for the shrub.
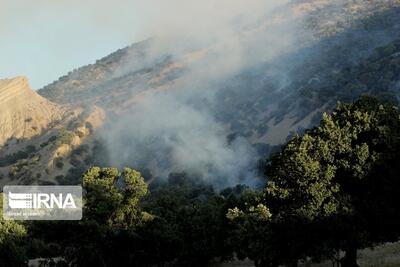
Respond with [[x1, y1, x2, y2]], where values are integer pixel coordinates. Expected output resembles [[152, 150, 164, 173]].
[[69, 158, 82, 168], [0, 145, 37, 167], [9, 166, 19, 178], [55, 160, 64, 169], [71, 145, 90, 156]]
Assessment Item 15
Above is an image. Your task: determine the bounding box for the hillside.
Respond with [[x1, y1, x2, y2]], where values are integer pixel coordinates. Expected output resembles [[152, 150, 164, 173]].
[[0, 77, 105, 186], [1, 1, 399, 186], [38, 0, 400, 108], [0, 77, 62, 146], [36, 0, 400, 185], [2, 1, 400, 266]]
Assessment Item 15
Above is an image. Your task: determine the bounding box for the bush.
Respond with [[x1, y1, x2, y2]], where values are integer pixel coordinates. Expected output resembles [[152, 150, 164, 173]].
[[71, 145, 90, 157], [63, 166, 86, 184], [56, 129, 74, 146], [40, 136, 57, 148], [55, 160, 64, 169], [9, 166, 19, 178], [0, 145, 37, 167], [25, 145, 36, 154], [0, 151, 28, 167], [69, 158, 82, 168]]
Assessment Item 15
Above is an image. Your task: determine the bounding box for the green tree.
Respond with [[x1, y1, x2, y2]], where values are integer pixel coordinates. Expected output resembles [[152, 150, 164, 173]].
[[30, 167, 152, 266], [70, 167, 152, 266], [226, 190, 276, 267], [230, 96, 400, 266], [83, 167, 152, 228], [0, 194, 28, 266], [138, 174, 234, 266]]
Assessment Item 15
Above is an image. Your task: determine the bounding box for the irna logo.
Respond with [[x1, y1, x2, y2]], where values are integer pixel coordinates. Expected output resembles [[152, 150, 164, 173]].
[[8, 192, 77, 209], [3, 185, 82, 220]]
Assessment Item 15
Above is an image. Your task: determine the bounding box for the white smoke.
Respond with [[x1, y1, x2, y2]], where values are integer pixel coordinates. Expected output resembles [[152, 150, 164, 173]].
[[100, 0, 300, 188]]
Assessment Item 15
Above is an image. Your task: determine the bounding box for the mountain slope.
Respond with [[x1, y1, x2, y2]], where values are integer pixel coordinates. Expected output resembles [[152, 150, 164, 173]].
[[34, 0, 400, 185], [0, 0, 398, 186], [0, 77, 63, 146], [0, 76, 106, 186]]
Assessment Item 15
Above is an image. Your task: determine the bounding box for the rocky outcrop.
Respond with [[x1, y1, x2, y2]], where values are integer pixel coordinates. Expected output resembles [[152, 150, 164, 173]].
[[0, 77, 62, 146]]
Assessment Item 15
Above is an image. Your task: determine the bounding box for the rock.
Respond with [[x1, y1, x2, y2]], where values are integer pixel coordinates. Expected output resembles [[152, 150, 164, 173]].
[[0, 76, 62, 146]]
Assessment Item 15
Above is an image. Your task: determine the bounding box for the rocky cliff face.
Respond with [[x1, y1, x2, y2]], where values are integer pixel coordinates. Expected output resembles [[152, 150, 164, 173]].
[[0, 77, 105, 186], [0, 77, 63, 146]]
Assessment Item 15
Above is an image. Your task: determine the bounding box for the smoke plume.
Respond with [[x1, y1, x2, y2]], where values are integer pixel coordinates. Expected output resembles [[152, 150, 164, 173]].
[[100, 0, 301, 188]]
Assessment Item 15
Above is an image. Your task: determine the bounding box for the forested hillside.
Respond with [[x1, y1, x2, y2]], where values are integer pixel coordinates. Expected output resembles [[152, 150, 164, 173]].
[[1, 1, 400, 266], [36, 0, 400, 186], [2, 96, 400, 267]]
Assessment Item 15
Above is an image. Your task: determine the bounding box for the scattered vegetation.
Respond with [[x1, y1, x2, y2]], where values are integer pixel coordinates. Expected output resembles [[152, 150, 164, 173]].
[[2, 4, 400, 266], [0, 196, 28, 266], [0, 145, 37, 167], [229, 96, 400, 266], [1, 97, 399, 266], [40, 136, 57, 148], [54, 158, 64, 169], [51, 128, 74, 148]]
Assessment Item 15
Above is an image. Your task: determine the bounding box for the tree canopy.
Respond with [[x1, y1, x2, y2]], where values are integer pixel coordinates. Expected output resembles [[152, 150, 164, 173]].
[[229, 96, 400, 266], [2, 96, 400, 267]]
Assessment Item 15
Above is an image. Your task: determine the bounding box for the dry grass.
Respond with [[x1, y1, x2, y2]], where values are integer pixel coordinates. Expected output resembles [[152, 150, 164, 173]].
[[218, 242, 400, 267]]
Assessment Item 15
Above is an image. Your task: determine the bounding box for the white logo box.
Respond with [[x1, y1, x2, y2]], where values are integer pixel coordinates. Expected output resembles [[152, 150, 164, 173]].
[[3, 186, 82, 220]]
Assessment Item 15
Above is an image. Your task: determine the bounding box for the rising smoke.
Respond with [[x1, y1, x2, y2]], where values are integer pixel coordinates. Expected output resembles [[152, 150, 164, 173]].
[[100, 0, 300, 188]]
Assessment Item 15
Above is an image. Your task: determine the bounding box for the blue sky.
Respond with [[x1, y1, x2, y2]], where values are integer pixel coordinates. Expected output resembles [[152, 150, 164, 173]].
[[0, 0, 144, 89], [0, 0, 279, 89]]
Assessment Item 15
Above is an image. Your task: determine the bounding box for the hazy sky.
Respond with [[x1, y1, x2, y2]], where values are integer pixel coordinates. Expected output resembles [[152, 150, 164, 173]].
[[0, 0, 144, 89], [0, 0, 283, 89]]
